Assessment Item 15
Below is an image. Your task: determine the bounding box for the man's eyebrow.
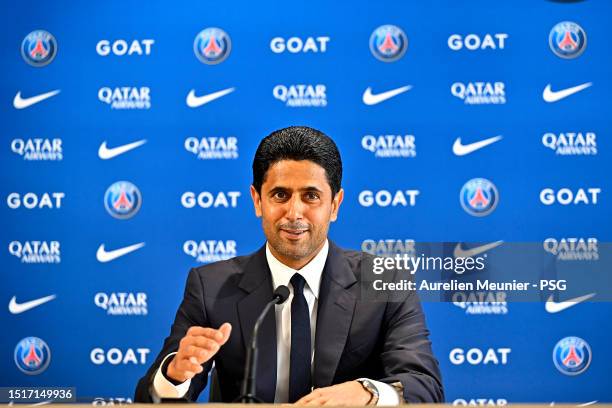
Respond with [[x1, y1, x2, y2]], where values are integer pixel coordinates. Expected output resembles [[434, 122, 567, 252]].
[[300, 186, 324, 193], [268, 186, 324, 193], [268, 186, 288, 192]]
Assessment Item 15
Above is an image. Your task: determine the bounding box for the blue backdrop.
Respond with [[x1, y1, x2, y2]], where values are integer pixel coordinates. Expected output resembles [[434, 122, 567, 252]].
[[1, 0, 611, 405]]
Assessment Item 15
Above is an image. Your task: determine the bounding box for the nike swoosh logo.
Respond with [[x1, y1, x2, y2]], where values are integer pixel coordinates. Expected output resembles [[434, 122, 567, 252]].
[[550, 401, 598, 407], [9, 295, 57, 314], [453, 135, 503, 156], [362, 85, 412, 105], [98, 139, 147, 160], [545, 293, 595, 313], [96, 242, 145, 263], [186, 88, 235, 108], [454, 241, 503, 258], [13, 90, 61, 109], [543, 82, 592, 103]]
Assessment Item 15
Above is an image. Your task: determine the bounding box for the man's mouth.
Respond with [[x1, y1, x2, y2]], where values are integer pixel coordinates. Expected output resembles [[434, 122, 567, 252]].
[[280, 228, 308, 240]]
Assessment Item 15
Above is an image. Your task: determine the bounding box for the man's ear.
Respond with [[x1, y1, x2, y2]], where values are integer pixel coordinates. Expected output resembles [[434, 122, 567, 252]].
[[250, 185, 262, 218], [330, 188, 344, 222]]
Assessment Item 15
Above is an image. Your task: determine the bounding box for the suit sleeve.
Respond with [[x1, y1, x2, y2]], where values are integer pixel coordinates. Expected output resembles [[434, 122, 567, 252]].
[[376, 288, 445, 403], [134, 268, 214, 402]]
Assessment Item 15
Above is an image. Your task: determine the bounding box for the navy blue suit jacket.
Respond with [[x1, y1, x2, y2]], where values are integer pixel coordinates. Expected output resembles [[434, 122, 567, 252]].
[[135, 241, 444, 403]]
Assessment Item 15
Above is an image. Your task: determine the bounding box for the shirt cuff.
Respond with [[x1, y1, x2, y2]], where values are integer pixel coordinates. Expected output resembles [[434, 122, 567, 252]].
[[368, 379, 401, 406], [152, 352, 191, 399]]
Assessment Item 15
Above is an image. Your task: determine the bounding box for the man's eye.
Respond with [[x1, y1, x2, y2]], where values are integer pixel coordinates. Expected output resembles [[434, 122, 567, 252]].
[[273, 191, 287, 199], [305, 192, 320, 201]]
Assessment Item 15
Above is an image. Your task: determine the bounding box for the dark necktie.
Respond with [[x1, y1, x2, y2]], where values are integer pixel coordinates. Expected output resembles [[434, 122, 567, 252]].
[[289, 273, 312, 403]]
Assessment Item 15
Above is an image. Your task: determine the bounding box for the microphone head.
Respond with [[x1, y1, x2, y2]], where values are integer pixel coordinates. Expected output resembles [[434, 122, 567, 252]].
[[273, 285, 290, 304]]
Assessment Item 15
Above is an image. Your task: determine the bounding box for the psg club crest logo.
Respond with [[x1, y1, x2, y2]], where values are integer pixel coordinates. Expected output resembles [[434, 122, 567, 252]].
[[460, 178, 499, 217], [194, 27, 231, 64], [549, 21, 587, 59], [104, 181, 142, 219], [14, 336, 51, 375], [21, 30, 57, 67], [553, 336, 592, 375], [369, 24, 408, 62]]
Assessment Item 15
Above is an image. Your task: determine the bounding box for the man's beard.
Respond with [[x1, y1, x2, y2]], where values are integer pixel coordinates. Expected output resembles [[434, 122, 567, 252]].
[[274, 240, 314, 260], [270, 222, 323, 261]]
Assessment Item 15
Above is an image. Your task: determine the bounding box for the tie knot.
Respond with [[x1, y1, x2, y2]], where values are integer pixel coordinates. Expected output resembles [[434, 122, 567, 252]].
[[290, 273, 307, 294]]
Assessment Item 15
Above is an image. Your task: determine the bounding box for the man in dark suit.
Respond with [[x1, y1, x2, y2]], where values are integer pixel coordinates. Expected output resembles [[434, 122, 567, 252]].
[[135, 126, 443, 404]]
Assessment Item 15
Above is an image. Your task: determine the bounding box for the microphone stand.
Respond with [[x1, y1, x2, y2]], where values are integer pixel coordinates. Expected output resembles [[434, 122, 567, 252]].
[[237, 286, 288, 403]]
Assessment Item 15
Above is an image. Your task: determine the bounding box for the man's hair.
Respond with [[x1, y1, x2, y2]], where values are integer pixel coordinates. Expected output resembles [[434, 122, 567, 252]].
[[252, 126, 342, 197]]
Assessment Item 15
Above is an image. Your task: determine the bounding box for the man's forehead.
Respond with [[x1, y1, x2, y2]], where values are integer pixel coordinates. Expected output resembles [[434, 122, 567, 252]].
[[263, 160, 329, 189]]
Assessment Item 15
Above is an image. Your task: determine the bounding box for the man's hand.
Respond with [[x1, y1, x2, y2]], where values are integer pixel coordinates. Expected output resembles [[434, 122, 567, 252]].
[[166, 323, 232, 383], [294, 381, 372, 406]]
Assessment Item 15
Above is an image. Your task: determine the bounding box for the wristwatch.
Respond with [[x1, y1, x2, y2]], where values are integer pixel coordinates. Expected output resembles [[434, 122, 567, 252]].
[[357, 378, 379, 405]]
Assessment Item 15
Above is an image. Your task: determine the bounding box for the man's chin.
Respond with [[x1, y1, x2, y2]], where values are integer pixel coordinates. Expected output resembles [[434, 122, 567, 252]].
[[275, 241, 313, 260]]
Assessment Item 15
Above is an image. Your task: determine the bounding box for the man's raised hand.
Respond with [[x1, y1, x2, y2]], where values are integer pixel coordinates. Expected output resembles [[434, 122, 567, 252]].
[[166, 323, 232, 383]]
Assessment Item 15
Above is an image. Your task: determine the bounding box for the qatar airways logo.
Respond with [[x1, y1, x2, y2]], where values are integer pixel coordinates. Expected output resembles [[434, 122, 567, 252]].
[[183, 240, 237, 263], [94, 292, 148, 316], [9, 241, 61, 264], [452, 291, 508, 315], [542, 132, 597, 155], [361, 135, 416, 158], [184, 137, 238, 160], [273, 84, 327, 107], [544, 238, 598, 261], [98, 87, 151, 109], [452, 399, 508, 406], [451, 82, 506, 105], [361, 239, 416, 257], [92, 397, 133, 406], [11, 138, 63, 161]]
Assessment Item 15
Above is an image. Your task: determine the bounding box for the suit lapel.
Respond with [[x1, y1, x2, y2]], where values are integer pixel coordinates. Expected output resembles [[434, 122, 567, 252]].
[[237, 245, 277, 402], [313, 241, 357, 387]]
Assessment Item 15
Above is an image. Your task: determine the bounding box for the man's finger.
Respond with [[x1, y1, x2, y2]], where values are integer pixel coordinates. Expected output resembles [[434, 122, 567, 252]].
[[294, 395, 309, 404], [175, 358, 199, 376], [181, 357, 202, 375], [303, 397, 327, 406], [184, 336, 222, 351], [184, 346, 219, 364], [294, 392, 316, 405], [181, 344, 207, 359], [189, 356, 204, 373], [186, 326, 225, 340], [218, 323, 232, 344]]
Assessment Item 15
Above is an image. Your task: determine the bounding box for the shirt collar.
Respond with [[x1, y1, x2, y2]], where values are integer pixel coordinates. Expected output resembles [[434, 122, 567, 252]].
[[266, 240, 328, 299]]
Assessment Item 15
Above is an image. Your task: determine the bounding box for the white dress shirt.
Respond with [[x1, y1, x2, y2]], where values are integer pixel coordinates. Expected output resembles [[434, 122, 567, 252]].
[[153, 240, 399, 405]]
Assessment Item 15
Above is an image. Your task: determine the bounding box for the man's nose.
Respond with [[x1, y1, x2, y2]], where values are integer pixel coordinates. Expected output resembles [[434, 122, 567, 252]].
[[285, 195, 304, 220]]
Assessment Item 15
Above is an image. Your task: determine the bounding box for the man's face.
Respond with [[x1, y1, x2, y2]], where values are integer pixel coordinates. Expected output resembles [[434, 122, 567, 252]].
[[250, 160, 343, 269]]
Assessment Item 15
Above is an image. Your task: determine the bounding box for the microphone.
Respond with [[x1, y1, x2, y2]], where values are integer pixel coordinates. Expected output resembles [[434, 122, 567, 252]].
[[238, 285, 290, 403]]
